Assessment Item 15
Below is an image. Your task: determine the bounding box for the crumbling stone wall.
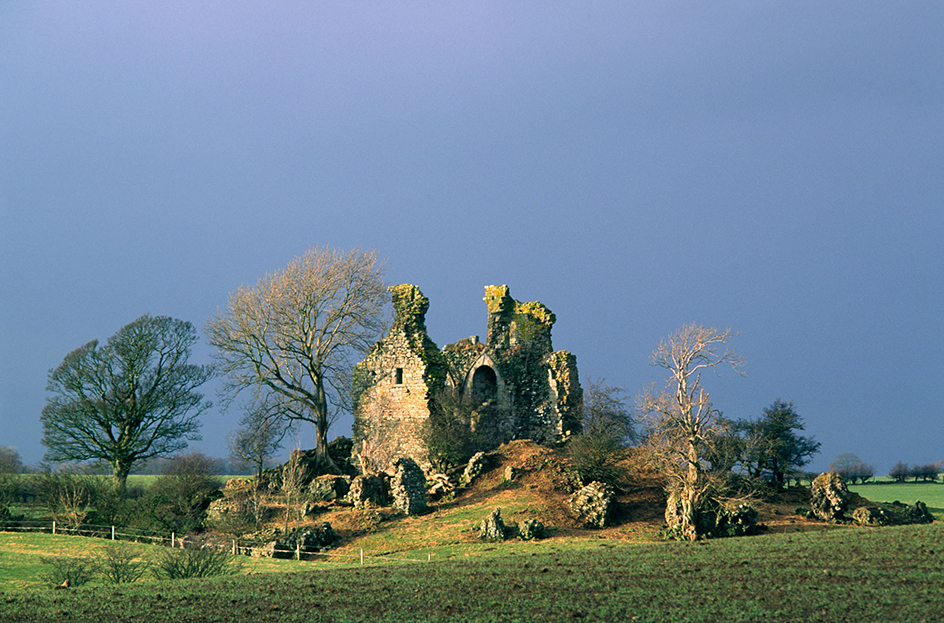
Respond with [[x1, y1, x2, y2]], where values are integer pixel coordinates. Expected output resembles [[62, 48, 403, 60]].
[[352, 285, 447, 473], [391, 457, 428, 515], [353, 284, 582, 473]]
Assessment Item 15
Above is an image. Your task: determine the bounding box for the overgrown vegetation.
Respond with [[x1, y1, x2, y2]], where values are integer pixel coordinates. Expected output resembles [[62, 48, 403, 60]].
[[565, 379, 635, 487], [422, 387, 478, 472], [0, 454, 222, 538]]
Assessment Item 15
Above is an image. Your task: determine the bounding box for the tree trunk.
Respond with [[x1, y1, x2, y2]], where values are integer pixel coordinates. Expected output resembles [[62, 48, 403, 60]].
[[681, 438, 701, 540], [312, 420, 340, 474], [312, 377, 340, 474], [112, 466, 130, 496], [665, 438, 701, 541]]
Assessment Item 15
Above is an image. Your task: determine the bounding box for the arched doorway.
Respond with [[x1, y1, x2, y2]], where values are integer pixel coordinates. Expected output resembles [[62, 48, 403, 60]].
[[471, 365, 498, 405]]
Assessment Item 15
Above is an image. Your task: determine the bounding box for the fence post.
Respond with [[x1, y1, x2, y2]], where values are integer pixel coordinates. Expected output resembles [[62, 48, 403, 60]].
[[360, 548, 364, 565], [52, 521, 56, 535], [233, 540, 237, 555], [171, 532, 175, 548], [112, 526, 116, 541], [428, 553, 431, 562], [296, 542, 301, 560]]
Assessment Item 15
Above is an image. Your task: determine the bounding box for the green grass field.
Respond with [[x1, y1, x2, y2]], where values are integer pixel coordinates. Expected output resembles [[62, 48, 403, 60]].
[[0, 532, 347, 592], [849, 482, 944, 511], [2, 524, 943, 622]]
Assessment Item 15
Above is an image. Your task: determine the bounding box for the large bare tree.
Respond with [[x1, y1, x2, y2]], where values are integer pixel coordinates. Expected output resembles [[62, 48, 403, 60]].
[[638, 324, 745, 540], [206, 247, 387, 474], [41, 315, 212, 493]]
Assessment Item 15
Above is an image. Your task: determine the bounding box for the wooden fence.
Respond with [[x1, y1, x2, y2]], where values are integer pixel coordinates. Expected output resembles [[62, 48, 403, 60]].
[[0, 519, 433, 564]]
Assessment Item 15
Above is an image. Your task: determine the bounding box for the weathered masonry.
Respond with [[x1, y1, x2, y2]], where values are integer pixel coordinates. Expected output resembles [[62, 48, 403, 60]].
[[352, 284, 582, 473]]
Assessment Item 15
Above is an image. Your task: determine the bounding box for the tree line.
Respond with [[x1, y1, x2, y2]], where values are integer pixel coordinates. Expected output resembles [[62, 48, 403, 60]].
[[888, 460, 944, 483], [0, 446, 244, 477], [0, 451, 227, 536]]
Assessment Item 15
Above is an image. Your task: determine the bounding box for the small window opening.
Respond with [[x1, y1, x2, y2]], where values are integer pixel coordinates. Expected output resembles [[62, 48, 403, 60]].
[[395, 368, 404, 384]]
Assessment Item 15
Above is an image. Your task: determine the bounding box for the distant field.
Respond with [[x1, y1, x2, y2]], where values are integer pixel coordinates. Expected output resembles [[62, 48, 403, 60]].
[[3, 473, 243, 487], [849, 482, 944, 511], [125, 474, 243, 487], [2, 524, 944, 622]]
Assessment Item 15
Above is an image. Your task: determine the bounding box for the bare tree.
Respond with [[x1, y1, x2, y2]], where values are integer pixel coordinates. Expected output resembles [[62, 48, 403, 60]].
[[889, 461, 910, 482], [206, 247, 387, 474], [911, 462, 941, 482], [830, 453, 875, 484], [41, 315, 212, 493], [228, 397, 290, 482], [0, 447, 23, 474], [638, 324, 745, 540]]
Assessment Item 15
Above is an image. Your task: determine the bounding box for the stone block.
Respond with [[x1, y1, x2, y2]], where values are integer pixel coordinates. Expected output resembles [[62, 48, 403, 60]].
[[569, 481, 615, 528]]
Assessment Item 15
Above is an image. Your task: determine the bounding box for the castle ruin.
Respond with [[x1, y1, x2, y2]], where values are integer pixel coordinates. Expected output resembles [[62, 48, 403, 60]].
[[352, 284, 582, 473]]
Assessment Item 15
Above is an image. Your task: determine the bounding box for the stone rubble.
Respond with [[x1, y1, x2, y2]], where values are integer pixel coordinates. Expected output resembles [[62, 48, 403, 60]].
[[461, 452, 490, 486], [569, 481, 615, 528], [479, 507, 508, 540], [425, 473, 455, 500], [516, 518, 546, 540], [309, 474, 351, 502], [391, 457, 428, 515], [344, 474, 389, 509], [810, 472, 850, 521]]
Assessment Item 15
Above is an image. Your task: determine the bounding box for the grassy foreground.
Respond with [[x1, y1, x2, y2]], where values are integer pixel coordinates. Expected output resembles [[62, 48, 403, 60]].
[[2, 523, 943, 622]]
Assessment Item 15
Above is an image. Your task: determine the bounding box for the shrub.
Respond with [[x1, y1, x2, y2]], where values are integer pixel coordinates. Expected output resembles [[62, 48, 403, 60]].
[[36, 469, 100, 528], [101, 544, 149, 584], [152, 542, 241, 580], [206, 491, 271, 536], [423, 389, 477, 472], [40, 554, 98, 588], [84, 483, 142, 527]]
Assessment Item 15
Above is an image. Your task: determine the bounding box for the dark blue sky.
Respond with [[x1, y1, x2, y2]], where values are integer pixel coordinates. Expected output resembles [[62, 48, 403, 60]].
[[2, 2, 942, 473]]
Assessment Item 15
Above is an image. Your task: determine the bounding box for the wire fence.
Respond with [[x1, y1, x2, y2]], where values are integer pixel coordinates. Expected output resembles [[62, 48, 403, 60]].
[[0, 519, 433, 565]]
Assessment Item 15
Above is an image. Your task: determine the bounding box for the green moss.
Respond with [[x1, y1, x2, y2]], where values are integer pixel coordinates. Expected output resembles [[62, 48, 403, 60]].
[[389, 284, 430, 334], [515, 301, 556, 326], [484, 285, 514, 315]]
